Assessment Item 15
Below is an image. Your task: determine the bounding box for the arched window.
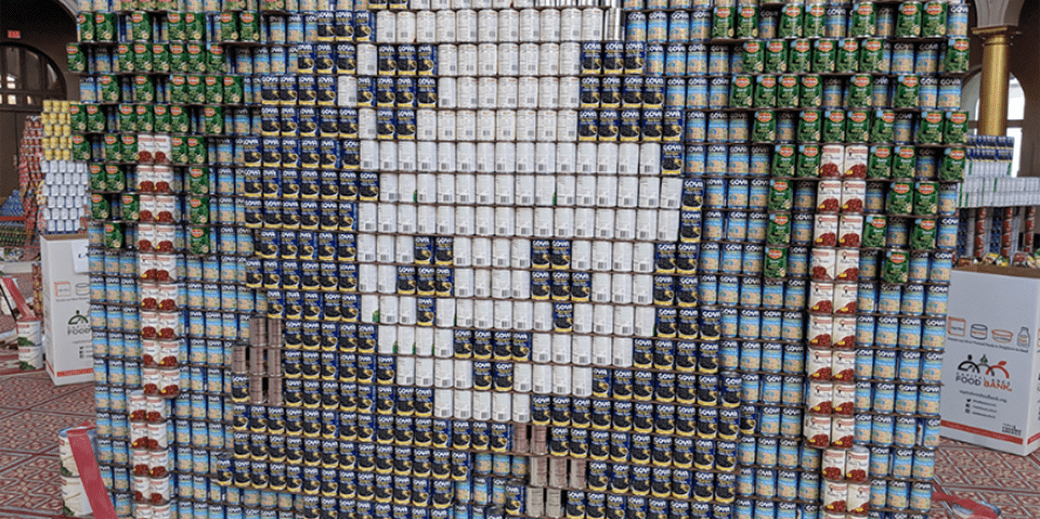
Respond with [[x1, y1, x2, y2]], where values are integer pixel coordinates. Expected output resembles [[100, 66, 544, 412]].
[[961, 72, 1026, 175], [0, 44, 66, 107]]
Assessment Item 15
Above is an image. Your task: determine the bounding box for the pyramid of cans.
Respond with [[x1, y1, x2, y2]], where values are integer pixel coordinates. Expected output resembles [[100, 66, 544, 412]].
[[73, 0, 969, 514]]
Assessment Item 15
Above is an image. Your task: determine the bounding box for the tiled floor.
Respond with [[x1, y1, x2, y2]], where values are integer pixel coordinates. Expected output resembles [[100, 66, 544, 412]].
[[0, 370, 93, 519], [0, 370, 1038, 519], [930, 438, 1040, 519]]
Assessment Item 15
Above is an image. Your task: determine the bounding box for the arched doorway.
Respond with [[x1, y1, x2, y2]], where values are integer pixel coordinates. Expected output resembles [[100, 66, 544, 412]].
[[0, 43, 66, 197]]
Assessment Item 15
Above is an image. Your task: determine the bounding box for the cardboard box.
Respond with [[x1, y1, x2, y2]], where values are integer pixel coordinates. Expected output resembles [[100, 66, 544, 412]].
[[41, 234, 92, 386], [941, 264, 1040, 455]]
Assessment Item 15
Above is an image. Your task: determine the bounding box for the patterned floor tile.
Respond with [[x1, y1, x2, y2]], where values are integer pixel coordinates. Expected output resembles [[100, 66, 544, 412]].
[[0, 376, 89, 412], [0, 412, 89, 454], [32, 386, 95, 417]]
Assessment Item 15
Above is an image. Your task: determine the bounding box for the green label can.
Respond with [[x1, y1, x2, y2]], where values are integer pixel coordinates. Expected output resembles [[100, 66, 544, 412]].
[[130, 11, 151, 41], [943, 38, 969, 73], [170, 136, 188, 164], [171, 105, 190, 133], [116, 44, 134, 73], [752, 111, 776, 142], [731, 75, 753, 107], [777, 75, 799, 107], [223, 75, 244, 104], [186, 43, 206, 73], [798, 110, 822, 142], [914, 182, 939, 215], [89, 164, 105, 191], [167, 12, 185, 41], [764, 246, 789, 278], [768, 178, 794, 210], [104, 222, 124, 250], [939, 147, 966, 181], [846, 111, 870, 142], [121, 194, 140, 221], [767, 213, 792, 245], [94, 12, 116, 41], [764, 40, 787, 73], [847, 75, 872, 107], [187, 136, 207, 165], [771, 145, 796, 177], [863, 215, 887, 248], [868, 146, 892, 178], [152, 44, 170, 73], [189, 226, 211, 255], [743, 40, 764, 73], [69, 103, 86, 132], [240, 12, 261, 42], [91, 193, 110, 220], [121, 134, 138, 162], [892, 146, 916, 178], [98, 75, 120, 103], [887, 182, 914, 215], [916, 111, 944, 144], [910, 219, 937, 249], [871, 110, 896, 142], [754, 75, 777, 107], [133, 43, 153, 73], [893, 75, 920, 109], [133, 75, 155, 103], [87, 104, 107, 132], [800, 75, 822, 107], [849, 2, 876, 37], [154, 105, 171, 133], [205, 76, 224, 104], [788, 39, 812, 73], [797, 145, 821, 177], [778, 4, 803, 38], [189, 196, 211, 224], [736, 5, 758, 38], [712, 6, 734, 38], [188, 167, 210, 195], [220, 12, 239, 41], [922, 1, 947, 37], [208, 44, 226, 73], [943, 111, 968, 144], [804, 3, 827, 38], [104, 134, 122, 162], [78, 12, 94, 42], [812, 39, 836, 72], [822, 110, 845, 142], [186, 75, 206, 104], [185, 12, 205, 41], [135, 104, 154, 133], [859, 39, 885, 73], [835, 39, 859, 73], [169, 43, 187, 72], [896, 2, 922, 37], [71, 134, 91, 161], [203, 105, 224, 135], [66, 44, 86, 72], [169, 75, 187, 103]]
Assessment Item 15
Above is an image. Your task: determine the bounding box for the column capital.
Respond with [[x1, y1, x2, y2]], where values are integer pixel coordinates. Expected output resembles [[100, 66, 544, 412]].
[[972, 25, 1019, 44]]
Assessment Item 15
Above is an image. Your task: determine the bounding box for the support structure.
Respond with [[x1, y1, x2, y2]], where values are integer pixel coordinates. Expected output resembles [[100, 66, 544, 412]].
[[973, 25, 1018, 136]]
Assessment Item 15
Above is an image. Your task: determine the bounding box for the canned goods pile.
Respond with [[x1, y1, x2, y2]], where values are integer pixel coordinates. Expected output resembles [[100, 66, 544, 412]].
[[76, 0, 966, 513], [40, 101, 92, 234]]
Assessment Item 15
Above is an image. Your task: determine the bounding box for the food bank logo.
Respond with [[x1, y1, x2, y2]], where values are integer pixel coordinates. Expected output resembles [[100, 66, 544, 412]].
[[955, 354, 1011, 391]]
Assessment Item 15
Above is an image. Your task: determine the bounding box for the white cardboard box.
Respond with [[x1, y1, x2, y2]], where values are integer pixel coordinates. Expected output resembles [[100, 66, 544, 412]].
[[41, 234, 93, 386], [941, 264, 1040, 455]]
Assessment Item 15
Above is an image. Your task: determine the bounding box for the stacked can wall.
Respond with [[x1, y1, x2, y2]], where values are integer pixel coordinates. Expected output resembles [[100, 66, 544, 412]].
[[74, 0, 967, 517]]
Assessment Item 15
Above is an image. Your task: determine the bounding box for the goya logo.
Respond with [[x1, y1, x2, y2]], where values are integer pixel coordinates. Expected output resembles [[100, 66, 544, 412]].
[[956, 354, 1012, 391]]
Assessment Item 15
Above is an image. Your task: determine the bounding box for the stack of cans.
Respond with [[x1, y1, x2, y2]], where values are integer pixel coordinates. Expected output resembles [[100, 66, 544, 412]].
[[76, 0, 966, 515]]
